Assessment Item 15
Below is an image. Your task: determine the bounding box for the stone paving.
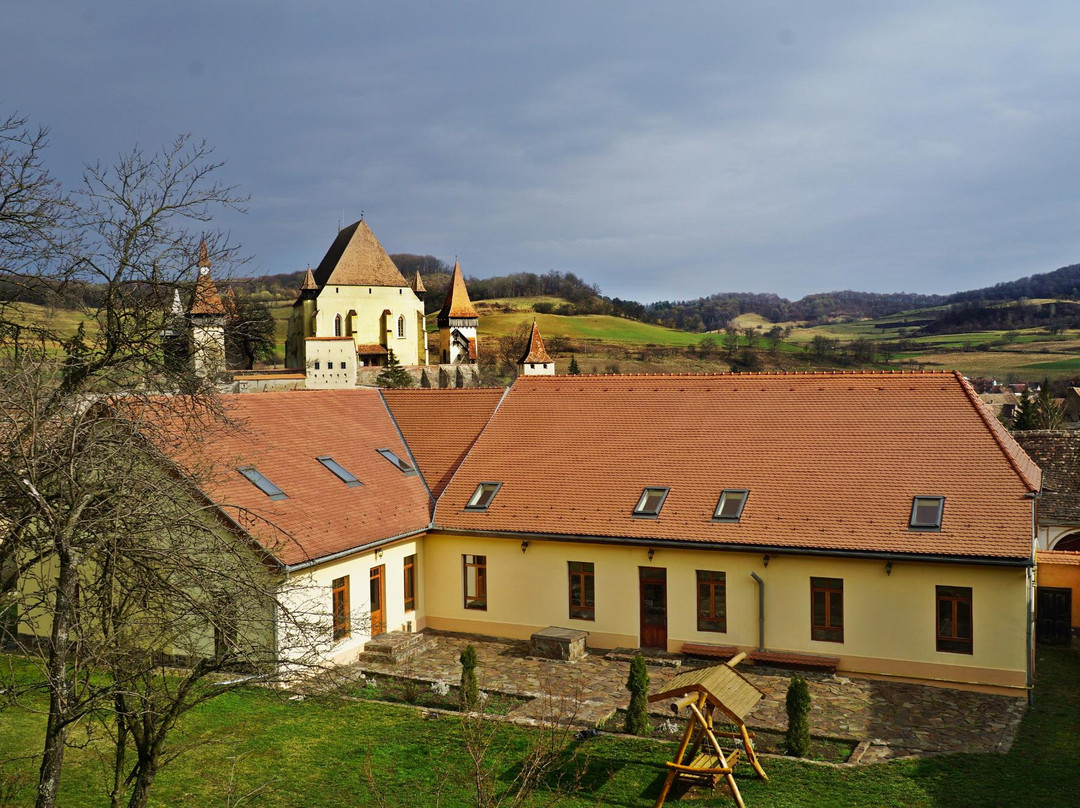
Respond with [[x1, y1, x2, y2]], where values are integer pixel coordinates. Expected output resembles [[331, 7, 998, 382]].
[[352, 631, 1027, 762]]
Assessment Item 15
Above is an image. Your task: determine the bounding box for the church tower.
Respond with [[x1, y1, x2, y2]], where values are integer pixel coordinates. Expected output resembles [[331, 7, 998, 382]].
[[518, 319, 555, 376], [437, 261, 478, 364], [187, 242, 226, 378]]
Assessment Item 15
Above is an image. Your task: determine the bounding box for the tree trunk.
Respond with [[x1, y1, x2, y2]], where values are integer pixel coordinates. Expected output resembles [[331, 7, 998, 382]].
[[35, 551, 75, 808]]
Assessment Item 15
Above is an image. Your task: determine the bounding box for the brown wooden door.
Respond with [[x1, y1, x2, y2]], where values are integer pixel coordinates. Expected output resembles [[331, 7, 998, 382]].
[[370, 565, 386, 637], [1037, 586, 1072, 645], [639, 567, 667, 649]]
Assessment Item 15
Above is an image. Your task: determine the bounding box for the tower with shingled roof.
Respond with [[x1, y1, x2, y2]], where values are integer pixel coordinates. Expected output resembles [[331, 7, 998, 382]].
[[187, 242, 226, 378], [437, 261, 479, 364], [284, 220, 429, 374], [518, 318, 554, 376]]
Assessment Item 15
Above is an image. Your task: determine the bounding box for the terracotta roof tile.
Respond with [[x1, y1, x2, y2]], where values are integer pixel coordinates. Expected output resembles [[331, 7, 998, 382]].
[[157, 390, 431, 567], [412, 271, 426, 293], [518, 320, 553, 364], [434, 371, 1037, 560], [311, 220, 409, 289], [1014, 430, 1080, 523], [188, 270, 225, 316], [356, 344, 388, 354], [438, 261, 478, 320], [382, 388, 507, 498], [300, 267, 318, 290], [1037, 549, 1080, 566]]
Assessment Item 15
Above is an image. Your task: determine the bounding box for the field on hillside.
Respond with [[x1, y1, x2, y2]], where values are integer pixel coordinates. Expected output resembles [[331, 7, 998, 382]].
[[10, 294, 1080, 381]]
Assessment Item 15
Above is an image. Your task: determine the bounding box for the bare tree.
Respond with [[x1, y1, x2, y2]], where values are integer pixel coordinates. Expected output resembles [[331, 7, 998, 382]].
[[0, 110, 329, 808]]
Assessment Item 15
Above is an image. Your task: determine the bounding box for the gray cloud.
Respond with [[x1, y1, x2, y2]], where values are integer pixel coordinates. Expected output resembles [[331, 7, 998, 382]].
[[4, 1, 1080, 302]]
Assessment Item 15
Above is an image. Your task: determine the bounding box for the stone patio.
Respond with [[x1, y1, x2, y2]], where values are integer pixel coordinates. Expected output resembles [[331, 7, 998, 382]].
[[352, 631, 1027, 762]]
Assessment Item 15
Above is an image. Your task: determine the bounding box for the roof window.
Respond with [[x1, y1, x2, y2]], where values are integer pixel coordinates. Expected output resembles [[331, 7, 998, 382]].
[[237, 466, 288, 501], [714, 489, 749, 521], [910, 496, 945, 530], [317, 456, 363, 488], [377, 448, 415, 475], [465, 482, 502, 511], [633, 487, 669, 518]]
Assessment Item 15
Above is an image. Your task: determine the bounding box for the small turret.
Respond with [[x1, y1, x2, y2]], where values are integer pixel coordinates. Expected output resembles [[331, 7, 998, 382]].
[[187, 241, 226, 378], [518, 319, 555, 376], [438, 261, 478, 364]]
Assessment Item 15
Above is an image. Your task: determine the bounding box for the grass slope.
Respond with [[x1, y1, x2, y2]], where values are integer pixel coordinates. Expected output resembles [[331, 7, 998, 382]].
[[0, 647, 1076, 806]]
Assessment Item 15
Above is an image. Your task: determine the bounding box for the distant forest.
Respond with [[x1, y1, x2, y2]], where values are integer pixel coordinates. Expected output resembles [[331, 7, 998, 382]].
[[8, 250, 1080, 336]]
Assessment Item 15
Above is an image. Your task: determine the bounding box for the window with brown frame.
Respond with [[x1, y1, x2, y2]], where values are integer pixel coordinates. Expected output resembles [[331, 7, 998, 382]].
[[463, 555, 487, 610], [568, 561, 595, 621], [403, 554, 416, 612], [936, 585, 973, 654], [696, 570, 727, 632], [332, 576, 350, 641], [811, 577, 843, 642]]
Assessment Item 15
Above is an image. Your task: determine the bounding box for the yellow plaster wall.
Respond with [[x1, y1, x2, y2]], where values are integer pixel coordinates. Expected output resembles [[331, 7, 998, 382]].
[[313, 285, 426, 365], [422, 533, 1030, 691], [1036, 560, 1080, 627]]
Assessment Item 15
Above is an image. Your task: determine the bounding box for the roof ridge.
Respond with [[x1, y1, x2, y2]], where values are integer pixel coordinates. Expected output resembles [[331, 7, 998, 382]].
[[520, 369, 955, 380], [955, 370, 1041, 493], [431, 386, 511, 520]]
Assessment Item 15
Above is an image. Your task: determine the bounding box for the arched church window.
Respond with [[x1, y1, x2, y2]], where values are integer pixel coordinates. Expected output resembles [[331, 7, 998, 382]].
[[1052, 532, 1080, 551], [334, 314, 342, 337], [398, 315, 405, 338]]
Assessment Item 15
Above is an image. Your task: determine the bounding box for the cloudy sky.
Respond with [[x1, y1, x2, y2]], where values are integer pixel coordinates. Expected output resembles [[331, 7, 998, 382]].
[[4, 1, 1080, 302]]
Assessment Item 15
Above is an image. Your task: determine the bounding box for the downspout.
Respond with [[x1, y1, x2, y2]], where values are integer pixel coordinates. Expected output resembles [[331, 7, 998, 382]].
[[750, 572, 765, 652], [1027, 491, 1039, 706]]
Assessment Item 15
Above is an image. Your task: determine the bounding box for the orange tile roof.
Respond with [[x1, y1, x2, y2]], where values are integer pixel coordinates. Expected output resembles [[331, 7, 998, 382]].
[[412, 270, 426, 293], [467, 338, 477, 360], [518, 319, 553, 364], [356, 344, 388, 354], [300, 267, 318, 290], [157, 390, 431, 567], [434, 371, 1039, 560], [188, 269, 225, 316], [1037, 550, 1080, 566], [381, 388, 507, 498], [439, 261, 478, 320], [311, 220, 409, 289]]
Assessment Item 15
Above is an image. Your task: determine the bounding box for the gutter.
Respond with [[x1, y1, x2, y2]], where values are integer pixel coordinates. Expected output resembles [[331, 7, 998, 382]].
[[283, 526, 430, 574], [433, 528, 1034, 568], [1027, 489, 1040, 705]]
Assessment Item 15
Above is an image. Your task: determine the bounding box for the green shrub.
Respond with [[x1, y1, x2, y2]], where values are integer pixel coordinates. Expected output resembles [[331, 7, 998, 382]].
[[533, 302, 554, 314], [784, 673, 811, 757], [459, 645, 479, 711], [624, 654, 650, 735]]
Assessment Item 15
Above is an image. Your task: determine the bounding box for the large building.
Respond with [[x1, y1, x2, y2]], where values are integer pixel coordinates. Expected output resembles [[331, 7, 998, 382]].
[[122, 370, 1040, 696], [285, 220, 430, 372]]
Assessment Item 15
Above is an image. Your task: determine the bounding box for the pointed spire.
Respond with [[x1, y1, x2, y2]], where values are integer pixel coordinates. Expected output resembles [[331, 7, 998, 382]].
[[170, 288, 183, 316], [188, 264, 225, 316], [519, 318, 553, 364], [411, 270, 426, 294], [301, 266, 318, 290], [197, 241, 210, 274], [438, 260, 478, 321]]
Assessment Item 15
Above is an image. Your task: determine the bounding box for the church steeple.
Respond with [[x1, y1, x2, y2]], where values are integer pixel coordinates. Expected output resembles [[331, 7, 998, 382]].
[[518, 318, 555, 376], [437, 261, 478, 365]]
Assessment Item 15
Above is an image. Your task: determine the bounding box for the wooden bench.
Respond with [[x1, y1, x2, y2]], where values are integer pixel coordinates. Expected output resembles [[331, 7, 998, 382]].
[[665, 749, 741, 784], [680, 642, 738, 660], [748, 650, 839, 673]]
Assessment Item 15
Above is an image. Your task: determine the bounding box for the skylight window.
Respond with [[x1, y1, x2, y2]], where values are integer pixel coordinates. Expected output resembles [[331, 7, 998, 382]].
[[376, 448, 415, 475], [910, 496, 945, 530], [237, 466, 288, 501], [714, 489, 749, 521], [633, 487, 669, 517], [317, 456, 363, 488], [465, 482, 502, 511]]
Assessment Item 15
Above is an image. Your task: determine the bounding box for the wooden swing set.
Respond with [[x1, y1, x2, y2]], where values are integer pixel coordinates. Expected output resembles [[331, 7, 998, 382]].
[[648, 653, 767, 808]]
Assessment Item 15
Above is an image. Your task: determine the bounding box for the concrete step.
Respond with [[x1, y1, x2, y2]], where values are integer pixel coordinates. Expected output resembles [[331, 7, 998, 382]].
[[358, 631, 437, 665]]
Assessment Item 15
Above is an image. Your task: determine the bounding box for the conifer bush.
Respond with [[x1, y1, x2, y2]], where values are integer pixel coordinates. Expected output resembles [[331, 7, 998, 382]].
[[568, 354, 581, 375], [376, 348, 413, 388], [625, 654, 650, 735], [785, 673, 811, 757], [459, 644, 479, 711]]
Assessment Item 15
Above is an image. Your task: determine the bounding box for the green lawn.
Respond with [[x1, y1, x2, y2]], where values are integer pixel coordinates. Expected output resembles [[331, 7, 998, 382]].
[[1, 647, 1077, 806]]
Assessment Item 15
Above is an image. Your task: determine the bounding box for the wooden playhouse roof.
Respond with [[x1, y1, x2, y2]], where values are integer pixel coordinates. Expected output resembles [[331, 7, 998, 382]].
[[650, 664, 764, 723]]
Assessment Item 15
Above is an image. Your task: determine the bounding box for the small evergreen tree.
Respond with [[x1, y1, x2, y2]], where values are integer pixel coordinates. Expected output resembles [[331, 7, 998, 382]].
[[1013, 387, 1036, 430], [376, 348, 413, 388], [624, 654, 650, 735], [567, 354, 581, 375], [459, 644, 479, 711], [784, 673, 811, 757]]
